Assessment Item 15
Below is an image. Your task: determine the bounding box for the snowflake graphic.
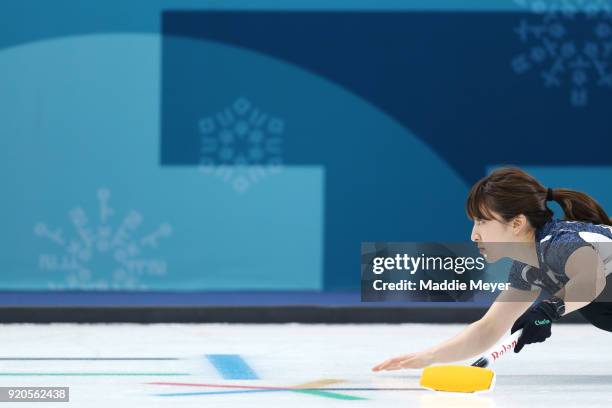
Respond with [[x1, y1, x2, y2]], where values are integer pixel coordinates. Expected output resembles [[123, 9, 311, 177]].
[[512, 0, 612, 106], [515, 0, 612, 14], [198, 97, 284, 193], [34, 188, 172, 290]]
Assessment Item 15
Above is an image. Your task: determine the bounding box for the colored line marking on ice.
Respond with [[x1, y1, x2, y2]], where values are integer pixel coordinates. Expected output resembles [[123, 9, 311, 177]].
[[292, 379, 341, 389], [0, 373, 190, 376], [0, 358, 179, 361], [287, 379, 362, 400], [206, 354, 259, 380], [149, 379, 367, 400], [155, 388, 365, 400]]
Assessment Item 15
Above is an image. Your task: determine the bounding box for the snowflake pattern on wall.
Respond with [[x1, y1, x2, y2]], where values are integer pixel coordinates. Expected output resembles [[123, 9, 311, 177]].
[[198, 97, 284, 193], [512, 0, 612, 106], [515, 0, 612, 14], [34, 188, 172, 290]]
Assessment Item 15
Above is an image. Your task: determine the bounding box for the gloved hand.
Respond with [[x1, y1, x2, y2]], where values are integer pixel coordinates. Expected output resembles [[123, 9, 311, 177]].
[[511, 297, 564, 353]]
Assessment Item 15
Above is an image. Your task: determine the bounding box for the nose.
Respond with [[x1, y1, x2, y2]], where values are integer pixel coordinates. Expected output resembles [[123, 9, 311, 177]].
[[471, 224, 480, 242]]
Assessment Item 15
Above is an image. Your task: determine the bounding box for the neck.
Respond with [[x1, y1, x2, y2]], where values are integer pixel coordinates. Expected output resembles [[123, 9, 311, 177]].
[[507, 230, 540, 268]]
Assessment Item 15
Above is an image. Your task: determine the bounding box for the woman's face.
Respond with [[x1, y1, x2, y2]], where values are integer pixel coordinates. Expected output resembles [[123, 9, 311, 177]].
[[470, 211, 519, 262]]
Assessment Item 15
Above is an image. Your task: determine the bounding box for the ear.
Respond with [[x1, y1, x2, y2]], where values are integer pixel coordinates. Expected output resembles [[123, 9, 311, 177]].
[[511, 214, 528, 235]]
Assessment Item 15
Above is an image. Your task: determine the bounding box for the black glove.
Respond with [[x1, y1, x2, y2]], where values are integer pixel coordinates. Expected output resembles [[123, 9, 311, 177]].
[[511, 297, 565, 353]]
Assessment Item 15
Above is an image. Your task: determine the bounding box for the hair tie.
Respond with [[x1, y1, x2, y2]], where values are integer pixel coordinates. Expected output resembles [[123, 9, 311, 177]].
[[546, 187, 555, 202]]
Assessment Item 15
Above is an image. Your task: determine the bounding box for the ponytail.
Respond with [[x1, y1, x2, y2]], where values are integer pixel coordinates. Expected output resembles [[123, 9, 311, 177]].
[[550, 188, 612, 226]]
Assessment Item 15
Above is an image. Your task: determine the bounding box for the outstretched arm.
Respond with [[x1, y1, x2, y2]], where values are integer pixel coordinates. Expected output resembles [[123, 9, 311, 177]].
[[555, 246, 606, 315], [372, 287, 540, 371]]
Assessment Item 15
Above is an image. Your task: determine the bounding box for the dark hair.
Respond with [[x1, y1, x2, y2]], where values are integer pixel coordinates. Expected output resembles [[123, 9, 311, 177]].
[[466, 167, 612, 229]]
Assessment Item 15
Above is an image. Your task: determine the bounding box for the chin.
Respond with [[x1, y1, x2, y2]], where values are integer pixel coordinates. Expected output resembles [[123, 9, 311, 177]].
[[482, 253, 501, 263]]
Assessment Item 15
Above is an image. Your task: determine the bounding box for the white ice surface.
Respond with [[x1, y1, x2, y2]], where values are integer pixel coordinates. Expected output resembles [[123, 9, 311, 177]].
[[0, 323, 610, 407]]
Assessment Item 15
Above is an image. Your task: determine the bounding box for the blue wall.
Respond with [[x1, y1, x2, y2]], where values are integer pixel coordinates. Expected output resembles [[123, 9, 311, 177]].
[[1, 1, 611, 303]]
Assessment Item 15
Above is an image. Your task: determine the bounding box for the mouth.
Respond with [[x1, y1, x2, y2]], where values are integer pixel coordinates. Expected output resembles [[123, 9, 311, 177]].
[[477, 246, 489, 259]]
